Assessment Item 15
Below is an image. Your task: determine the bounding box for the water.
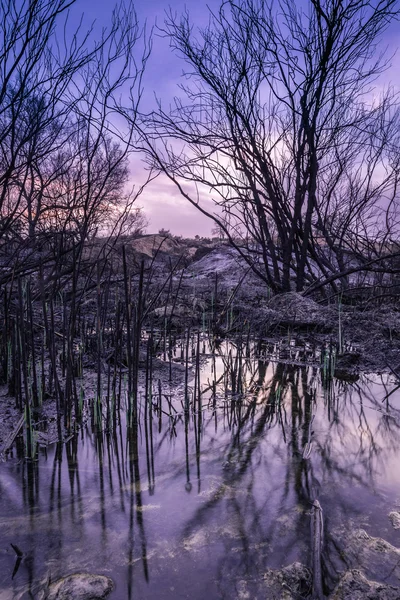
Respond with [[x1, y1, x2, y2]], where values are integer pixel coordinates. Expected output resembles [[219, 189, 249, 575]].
[[1, 338, 400, 599]]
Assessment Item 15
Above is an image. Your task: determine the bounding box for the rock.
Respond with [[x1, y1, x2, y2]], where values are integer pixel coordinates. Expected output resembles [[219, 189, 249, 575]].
[[337, 529, 400, 589], [330, 569, 399, 599], [219, 561, 311, 599], [129, 234, 181, 259], [186, 245, 258, 289], [389, 511, 400, 530], [278, 562, 312, 597], [42, 573, 113, 600], [192, 245, 214, 262], [248, 562, 312, 599]]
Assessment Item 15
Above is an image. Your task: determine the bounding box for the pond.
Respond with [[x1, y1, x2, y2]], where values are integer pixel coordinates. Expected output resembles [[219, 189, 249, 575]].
[[1, 337, 400, 599]]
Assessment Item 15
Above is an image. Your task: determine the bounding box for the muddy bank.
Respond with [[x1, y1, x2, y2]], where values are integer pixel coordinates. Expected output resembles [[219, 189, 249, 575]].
[[0, 357, 189, 458], [144, 243, 399, 375], [3, 288, 398, 454], [152, 286, 400, 375], [262, 294, 400, 375]]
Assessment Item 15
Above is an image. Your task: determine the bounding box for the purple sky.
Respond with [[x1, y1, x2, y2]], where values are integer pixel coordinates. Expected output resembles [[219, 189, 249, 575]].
[[71, 0, 400, 237], [70, 0, 220, 237]]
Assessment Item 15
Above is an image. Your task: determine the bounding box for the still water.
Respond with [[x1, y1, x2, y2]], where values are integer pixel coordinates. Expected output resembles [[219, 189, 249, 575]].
[[1, 339, 400, 599]]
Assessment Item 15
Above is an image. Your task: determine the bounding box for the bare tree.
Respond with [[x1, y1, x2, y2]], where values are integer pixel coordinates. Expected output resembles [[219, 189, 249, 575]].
[[142, 0, 400, 294], [0, 0, 151, 283]]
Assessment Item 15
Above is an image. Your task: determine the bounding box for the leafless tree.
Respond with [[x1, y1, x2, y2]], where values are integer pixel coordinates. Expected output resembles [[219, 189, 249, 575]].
[[0, 0, 152, 283], [0, 0, 155, 427], [142, 0, 400, 294]]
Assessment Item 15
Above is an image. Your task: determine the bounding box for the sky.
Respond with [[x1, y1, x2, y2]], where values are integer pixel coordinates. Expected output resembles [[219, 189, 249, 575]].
[[69, 0, 400, 237], [67, 0, 221, 237]]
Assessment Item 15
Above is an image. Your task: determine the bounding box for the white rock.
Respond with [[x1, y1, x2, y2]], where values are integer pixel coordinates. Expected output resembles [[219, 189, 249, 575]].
[[44, 573, 113, 600], [389, 511, 400, 530]]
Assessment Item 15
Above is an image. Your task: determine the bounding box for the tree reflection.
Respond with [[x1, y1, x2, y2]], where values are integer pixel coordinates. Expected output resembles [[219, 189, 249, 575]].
[[1, 340, 400, 600], [171, 349, 400, 598]]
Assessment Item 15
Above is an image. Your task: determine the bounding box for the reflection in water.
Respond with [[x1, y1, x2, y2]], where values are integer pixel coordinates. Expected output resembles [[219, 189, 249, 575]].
[[0, 338, 400, 599]]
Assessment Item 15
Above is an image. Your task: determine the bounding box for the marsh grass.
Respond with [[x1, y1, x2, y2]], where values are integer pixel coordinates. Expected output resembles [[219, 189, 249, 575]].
[[0, 237, 347, 461]]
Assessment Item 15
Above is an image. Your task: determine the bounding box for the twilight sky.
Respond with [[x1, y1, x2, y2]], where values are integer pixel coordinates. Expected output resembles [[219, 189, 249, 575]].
[[71, 0, 400, 237], [69, 0, 223, 236]]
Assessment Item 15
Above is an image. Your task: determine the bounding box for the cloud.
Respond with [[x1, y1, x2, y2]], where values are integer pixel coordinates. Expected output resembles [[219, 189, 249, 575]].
[[138, 174, 218, 237]]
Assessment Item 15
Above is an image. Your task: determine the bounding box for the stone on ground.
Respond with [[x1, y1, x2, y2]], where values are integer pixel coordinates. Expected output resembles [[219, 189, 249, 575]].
[[44, 573, 113, 600], [330, 569, 399, 599], [389, 511, 400, 529]]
